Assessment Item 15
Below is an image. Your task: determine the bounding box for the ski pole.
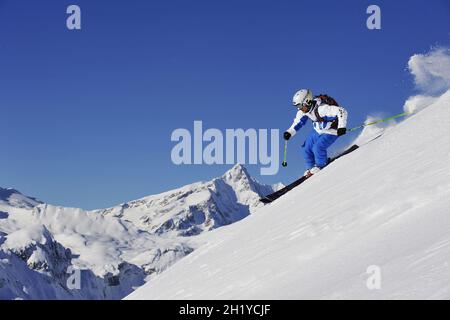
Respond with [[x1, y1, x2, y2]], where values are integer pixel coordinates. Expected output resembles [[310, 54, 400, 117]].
[[348, 111, 413, 133], [282, 140, 288, 167]]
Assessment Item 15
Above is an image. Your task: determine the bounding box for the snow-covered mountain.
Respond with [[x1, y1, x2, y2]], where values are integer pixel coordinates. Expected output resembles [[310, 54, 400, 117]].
[[126, 90, 450, 300], [0, 165, 278, 300], [0, 188, 42, 209], [96, 164, 278, 236]]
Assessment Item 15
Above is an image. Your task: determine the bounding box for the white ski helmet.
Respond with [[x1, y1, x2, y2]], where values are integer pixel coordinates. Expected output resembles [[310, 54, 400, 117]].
[[292, 89, 313, 108]]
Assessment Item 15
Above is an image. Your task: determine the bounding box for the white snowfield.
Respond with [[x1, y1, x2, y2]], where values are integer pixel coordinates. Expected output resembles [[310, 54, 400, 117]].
[[127, 90, 450, 300]]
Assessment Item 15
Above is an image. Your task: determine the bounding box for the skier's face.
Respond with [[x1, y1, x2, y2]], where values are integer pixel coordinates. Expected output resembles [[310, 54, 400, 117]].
[[299, 105, 310, 113], [298, 100, 313, 113]]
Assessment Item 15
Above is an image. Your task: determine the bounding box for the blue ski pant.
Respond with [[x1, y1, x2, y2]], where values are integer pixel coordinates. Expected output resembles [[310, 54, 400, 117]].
[[302, 130, 339, 169]]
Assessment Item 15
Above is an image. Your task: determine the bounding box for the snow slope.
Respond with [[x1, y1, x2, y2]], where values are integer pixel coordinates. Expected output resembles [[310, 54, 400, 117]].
[[0, 165, 277, 299], [127, 90, 450, 300]]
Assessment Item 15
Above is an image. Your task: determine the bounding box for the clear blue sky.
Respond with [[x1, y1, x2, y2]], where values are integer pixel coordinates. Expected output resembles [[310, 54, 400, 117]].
[[1, 0, 449, 209]]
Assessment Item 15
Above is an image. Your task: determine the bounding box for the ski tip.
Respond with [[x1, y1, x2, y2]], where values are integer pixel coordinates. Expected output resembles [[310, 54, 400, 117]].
[[259, 197, 273, 204]]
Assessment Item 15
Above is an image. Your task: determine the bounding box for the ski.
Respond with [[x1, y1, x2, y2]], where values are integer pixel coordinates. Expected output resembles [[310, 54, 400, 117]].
[[260, 144, 360, 204]]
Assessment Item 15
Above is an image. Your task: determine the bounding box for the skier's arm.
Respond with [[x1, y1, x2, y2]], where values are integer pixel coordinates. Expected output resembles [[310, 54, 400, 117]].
[[286, 111, 308, 137], [320, 105, 348, 129]]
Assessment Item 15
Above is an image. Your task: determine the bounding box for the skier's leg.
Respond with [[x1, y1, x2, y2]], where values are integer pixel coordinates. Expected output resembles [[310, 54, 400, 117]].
[[302, 131, 319, 169], [312, 134, 339, 168]]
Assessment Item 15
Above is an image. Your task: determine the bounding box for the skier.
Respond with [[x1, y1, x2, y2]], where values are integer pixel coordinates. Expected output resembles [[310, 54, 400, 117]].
[[284, 89, 348, 177]]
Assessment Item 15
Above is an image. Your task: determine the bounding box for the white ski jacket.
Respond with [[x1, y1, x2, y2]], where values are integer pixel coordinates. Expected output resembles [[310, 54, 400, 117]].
[[286, 100, 348, 136]]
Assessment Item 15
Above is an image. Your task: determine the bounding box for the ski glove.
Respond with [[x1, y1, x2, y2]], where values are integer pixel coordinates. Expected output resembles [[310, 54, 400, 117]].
[[337, 128, 347, 136], [283, 132, 291, 141]]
